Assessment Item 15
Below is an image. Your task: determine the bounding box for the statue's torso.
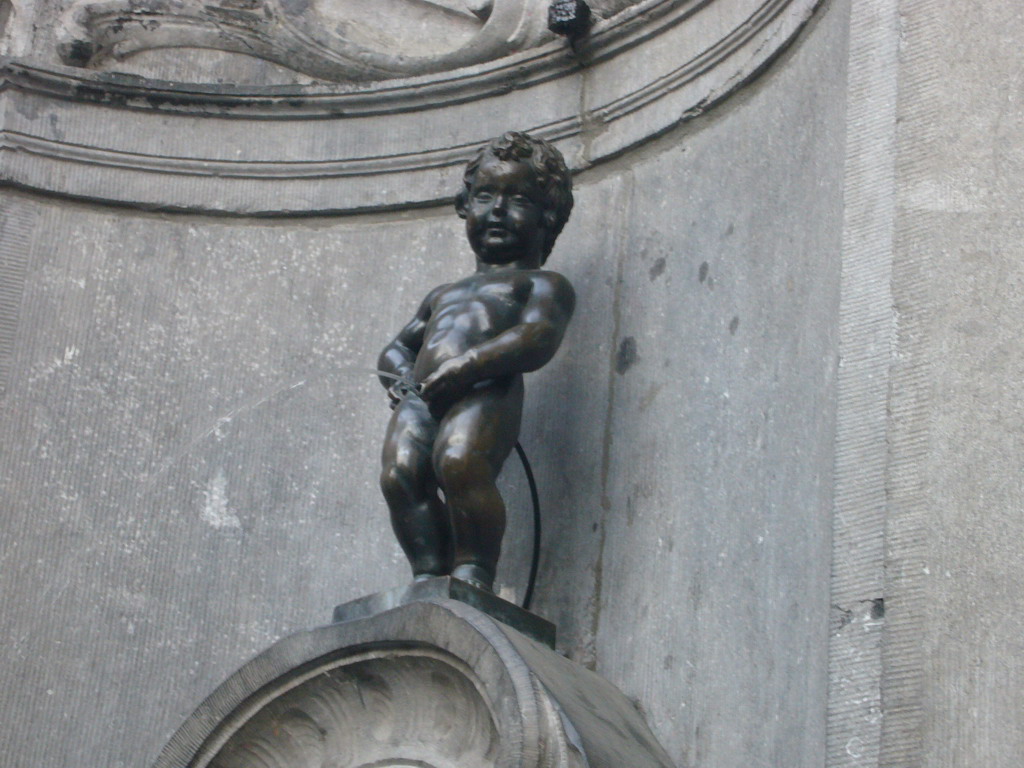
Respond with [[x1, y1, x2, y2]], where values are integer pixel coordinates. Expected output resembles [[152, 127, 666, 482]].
[[413, 270, 538, 381]]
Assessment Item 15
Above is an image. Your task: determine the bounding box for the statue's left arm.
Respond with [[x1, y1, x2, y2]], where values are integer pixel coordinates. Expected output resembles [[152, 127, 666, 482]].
[[419, 273, 575, 402]]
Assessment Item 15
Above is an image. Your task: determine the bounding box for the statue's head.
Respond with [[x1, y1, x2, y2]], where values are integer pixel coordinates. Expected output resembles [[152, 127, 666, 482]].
[[455, 132, 574, 264]]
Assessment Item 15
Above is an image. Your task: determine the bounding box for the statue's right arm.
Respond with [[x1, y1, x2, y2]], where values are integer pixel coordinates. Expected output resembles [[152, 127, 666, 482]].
[[376, 285, 447, 390]]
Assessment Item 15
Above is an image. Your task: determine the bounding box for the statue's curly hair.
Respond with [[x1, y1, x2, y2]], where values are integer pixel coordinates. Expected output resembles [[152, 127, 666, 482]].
[[455, 132, 574, 263]]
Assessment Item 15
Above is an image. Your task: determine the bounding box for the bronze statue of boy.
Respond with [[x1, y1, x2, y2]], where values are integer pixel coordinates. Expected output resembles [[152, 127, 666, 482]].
[[377, 132, 575, 592]]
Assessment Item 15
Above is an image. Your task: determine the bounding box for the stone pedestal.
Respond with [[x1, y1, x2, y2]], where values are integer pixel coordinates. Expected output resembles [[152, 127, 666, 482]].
[[153, 596, 675, 768], [332, 576, 557, 647]]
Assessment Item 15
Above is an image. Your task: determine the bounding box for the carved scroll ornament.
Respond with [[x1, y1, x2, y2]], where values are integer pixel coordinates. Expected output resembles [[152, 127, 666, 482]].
[[57, 0, 558, 82]]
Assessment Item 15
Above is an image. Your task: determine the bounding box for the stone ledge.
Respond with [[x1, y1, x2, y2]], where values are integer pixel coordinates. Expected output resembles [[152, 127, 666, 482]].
[[332, 576, 557, 648]]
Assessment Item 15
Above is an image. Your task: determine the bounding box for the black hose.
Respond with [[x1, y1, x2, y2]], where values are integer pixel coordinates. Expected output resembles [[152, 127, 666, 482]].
[[514, 441, 542, 612]]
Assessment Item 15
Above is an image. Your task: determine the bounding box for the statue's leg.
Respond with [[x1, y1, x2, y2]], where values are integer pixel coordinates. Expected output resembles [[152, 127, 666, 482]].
[[433, 376, 523, 591], [380, 395, 450, 578]]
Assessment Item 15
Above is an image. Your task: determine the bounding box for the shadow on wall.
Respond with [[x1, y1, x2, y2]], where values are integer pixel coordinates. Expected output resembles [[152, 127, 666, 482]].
[[0, 1, 12, 39]]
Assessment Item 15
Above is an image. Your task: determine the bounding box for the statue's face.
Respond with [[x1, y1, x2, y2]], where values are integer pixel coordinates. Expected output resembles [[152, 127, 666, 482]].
[[465, 157, 546, 264]]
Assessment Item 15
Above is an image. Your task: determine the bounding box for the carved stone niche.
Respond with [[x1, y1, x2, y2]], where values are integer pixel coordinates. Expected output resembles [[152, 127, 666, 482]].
[[153, 599, 675, 768], [0, 0, 823, 215]]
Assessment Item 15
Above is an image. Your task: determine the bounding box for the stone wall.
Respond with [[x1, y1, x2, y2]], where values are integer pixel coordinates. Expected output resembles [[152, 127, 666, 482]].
[[8, 1, 1023, 767], [878, 1, 1024, 765], [0, 2, 846, 765]]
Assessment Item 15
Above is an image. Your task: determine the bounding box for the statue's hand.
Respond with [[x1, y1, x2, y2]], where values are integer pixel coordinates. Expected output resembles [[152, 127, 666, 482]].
[[419, 353, 476, 408], [386, 380, 414, 410]]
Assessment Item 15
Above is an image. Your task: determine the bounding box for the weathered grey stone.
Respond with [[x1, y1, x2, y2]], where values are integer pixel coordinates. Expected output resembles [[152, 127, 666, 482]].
[[822, 2, 1024, 767], [332, 577, 557, 648], [56, 0, 554, 82], [0, 0, 823, 213], [875, 2, 1024, 766], [0, 1, 851, 761], [0, 2, 850, 756], [826, 0, 896, 764], [154, 599, 674, 768], [26, 1, 1016, 767], [4, 0, 1024, 765]]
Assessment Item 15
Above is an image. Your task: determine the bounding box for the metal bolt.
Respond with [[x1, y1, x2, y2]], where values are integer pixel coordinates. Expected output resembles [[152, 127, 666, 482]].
[[548, 0, 592, 40]]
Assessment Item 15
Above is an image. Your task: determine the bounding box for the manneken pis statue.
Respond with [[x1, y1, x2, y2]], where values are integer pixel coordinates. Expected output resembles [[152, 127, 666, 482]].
[[377, 132, 575, 593]]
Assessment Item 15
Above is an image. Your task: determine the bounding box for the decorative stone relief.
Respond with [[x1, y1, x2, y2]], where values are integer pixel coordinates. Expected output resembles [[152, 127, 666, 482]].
[[210, 653, 500, 768], [57, 0, 557, 82], [56, 1, 655, 83], [0, 0, 823, 214]]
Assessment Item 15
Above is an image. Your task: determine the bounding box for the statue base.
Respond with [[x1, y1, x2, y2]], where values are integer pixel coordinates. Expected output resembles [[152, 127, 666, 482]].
[[332, 576, 556, 647], [153, 596, 675, 768]]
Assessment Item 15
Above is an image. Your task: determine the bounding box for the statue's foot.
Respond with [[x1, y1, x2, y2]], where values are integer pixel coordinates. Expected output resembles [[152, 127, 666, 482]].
[[451, 563, 494, 592]]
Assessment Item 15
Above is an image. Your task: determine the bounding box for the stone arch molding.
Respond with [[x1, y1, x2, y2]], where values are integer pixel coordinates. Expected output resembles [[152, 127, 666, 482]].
[[0, 0, 822, 214]]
